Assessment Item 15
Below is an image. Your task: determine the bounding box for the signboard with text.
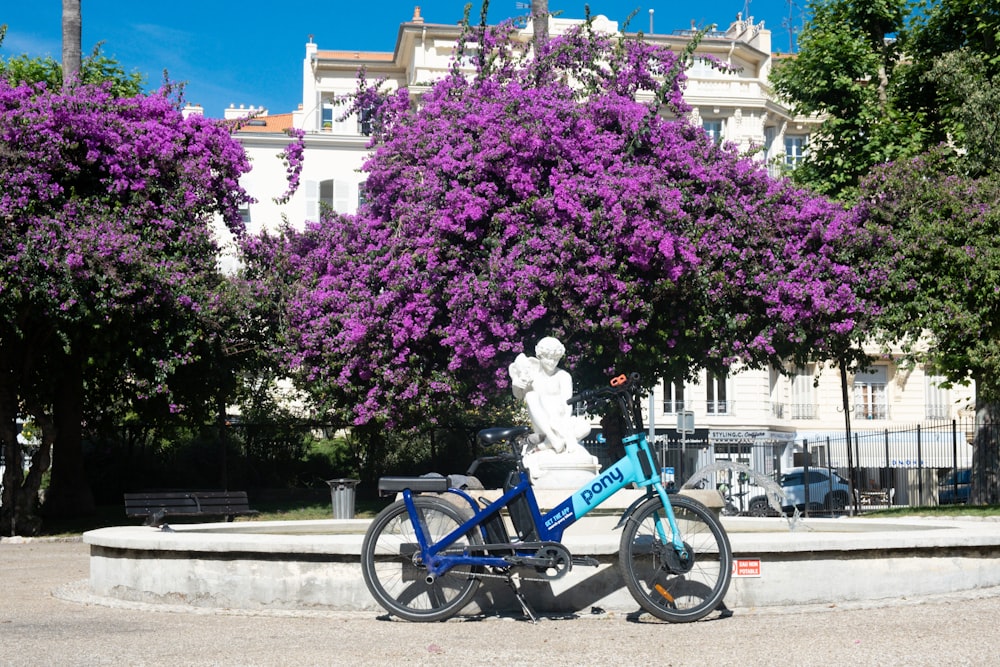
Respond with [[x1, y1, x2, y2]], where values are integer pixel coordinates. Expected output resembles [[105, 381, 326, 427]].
[[732, 558, 761, 578]]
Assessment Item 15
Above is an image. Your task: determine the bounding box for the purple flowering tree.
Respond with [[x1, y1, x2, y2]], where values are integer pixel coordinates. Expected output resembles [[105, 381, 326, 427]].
[[0, 79, 251, 533], [275, 19, 882, 429]]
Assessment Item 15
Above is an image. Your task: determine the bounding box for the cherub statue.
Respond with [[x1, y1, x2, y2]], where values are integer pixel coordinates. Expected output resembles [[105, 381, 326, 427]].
[[508, 337, 592, 455]]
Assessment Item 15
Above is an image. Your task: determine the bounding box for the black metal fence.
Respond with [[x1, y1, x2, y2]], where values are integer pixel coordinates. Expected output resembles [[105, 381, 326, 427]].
[[582, 418, 995, 513], [795, 420, 978, 511]]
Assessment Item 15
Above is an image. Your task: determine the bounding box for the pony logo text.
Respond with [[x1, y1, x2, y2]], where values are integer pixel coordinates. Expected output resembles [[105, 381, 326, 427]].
[[581, 468, 624, 505]]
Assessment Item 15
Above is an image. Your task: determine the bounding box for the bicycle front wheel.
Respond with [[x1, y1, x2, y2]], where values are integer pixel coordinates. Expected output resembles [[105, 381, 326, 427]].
[[361, 495, 483, 622], [619, 494, 732, 622]]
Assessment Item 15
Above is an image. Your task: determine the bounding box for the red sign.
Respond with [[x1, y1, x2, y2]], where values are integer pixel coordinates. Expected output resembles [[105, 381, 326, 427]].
[[733, 558, 761, 577]]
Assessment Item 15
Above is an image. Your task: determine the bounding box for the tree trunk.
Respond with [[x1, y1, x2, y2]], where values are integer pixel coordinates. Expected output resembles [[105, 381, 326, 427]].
[[62, 0, 82, 86], [0, 381, 23, 536], [40, 352, 95, 518], [0, 344, 51, 536], [0, 409, 51, 537], [11, 417, 53, 536], [531, 0, 548, 46], [971, 398, 1000, 505]]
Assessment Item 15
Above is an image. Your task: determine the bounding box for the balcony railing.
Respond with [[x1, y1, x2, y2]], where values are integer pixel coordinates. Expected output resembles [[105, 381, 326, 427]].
[[855, 403, 889, 420], [926, 405, 950, 420], [791, 403, 817, 420], [706, 400, 732, 415], [662, 400, 688, 414]]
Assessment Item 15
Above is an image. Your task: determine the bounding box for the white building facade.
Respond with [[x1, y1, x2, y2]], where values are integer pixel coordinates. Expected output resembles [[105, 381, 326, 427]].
[[224, 10, 813, 234], [216, 9, 976, 486]]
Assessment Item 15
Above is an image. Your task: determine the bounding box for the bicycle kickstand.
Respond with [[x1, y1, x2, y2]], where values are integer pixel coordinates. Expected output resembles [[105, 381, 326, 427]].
[[504, 572, 538, 623]]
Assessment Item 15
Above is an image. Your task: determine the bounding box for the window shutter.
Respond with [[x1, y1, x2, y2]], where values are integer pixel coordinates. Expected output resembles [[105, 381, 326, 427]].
[[304, 180, 319, 220]]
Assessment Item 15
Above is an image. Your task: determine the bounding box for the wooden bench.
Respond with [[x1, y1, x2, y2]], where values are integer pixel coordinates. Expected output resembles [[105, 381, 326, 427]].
[[124, 490, 259, 523]]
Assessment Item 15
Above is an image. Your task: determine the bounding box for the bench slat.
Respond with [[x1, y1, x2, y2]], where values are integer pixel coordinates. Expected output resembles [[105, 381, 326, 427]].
[[124, 491, 258, 520]]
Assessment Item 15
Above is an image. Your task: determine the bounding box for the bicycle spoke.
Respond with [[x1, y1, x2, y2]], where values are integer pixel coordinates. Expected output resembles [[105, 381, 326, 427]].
[[620, 495, 732, 622], [362, 497, 482, 622]]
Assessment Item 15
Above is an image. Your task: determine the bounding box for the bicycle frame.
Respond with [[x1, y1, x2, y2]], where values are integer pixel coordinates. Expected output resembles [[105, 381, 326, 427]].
[[403, 428, 686, 580]]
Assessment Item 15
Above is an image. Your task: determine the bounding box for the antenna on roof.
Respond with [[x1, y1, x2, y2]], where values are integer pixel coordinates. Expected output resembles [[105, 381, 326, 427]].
[[782, 0, 801, 52]]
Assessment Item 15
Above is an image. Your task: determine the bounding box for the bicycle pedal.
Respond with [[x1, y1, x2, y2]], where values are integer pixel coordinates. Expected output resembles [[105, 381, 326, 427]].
[[571, 556, 600, 567]]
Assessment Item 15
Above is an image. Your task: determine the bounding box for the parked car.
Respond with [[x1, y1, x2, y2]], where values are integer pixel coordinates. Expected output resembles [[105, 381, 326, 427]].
[[747, 467, 853, 516], [938, 468, 971, 504]]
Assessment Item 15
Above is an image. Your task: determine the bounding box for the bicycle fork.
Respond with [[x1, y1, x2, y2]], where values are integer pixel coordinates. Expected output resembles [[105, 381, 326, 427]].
[[650, 482, 689, 560], [622, 432, 688, 560]]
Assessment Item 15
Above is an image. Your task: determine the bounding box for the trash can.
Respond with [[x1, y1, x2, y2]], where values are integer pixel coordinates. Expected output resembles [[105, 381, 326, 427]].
[[326, 478, 359, 519]]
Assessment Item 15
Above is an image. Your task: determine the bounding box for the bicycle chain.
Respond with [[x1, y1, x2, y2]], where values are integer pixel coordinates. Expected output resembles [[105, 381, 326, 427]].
[[463, 561, 581, 583], [471, 566, 558, 583], [430, 550, 574, 584]]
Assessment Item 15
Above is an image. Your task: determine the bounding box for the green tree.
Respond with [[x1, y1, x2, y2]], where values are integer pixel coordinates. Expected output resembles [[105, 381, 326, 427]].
[[770, 0, 925, 202], [774, 0, 1000, 194], [772, 0, 1000, 502], [922, 49, 1000, 176], [1, 45, 144, 97], [906, 0, 1000, 73], [859, 150, 1000, 502], [896, 0, 1000, 176]]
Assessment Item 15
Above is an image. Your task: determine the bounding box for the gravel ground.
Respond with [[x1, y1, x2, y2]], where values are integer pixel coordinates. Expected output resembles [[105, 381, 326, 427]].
[[3, 538, 1000, 666]]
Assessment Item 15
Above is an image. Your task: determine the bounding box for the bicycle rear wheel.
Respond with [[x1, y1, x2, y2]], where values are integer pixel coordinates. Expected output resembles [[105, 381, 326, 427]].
[[361, 495, 483, 622], [619, 494, 732, 622]]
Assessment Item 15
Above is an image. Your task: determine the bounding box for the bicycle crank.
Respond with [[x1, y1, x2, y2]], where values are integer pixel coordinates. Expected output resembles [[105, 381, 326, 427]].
[[529, 543, 572, 580], [499, 542, 573, 580]]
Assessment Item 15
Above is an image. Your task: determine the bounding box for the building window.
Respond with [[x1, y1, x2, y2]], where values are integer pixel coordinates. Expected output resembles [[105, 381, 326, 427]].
[[321, 103, 335, 131], [791, 365, 817, 419], [764, 126, 781, 177], [784, 135, 806, 167], [926, 375, 950, 420], [358, 106, 374, 136], [319, 179, 335, 213], [703, 120, 723, 145], [854, 366, 888, 420], [769, 366, 784, 418], [318, 179, 355, 214], [306, 179, 357, 219], [706, 370, 729, 414], [662, 377, 685, 414]]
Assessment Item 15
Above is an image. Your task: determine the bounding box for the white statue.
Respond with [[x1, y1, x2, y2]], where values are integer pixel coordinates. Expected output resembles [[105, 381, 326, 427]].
[[509, 337, 600, 486]]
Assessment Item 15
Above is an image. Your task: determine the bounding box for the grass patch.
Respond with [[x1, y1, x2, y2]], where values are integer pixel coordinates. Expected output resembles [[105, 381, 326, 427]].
[[248, 498, 391, 522], [860, 505, 1000, 519], [34, 497, 394, 537]]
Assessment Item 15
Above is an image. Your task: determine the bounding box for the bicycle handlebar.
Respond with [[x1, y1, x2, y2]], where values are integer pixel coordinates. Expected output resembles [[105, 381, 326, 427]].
[[566, 372, 646, 434], [566, 372, 640, 406]]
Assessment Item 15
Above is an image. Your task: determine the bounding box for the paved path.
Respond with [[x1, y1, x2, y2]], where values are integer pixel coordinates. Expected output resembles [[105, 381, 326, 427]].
[[3, 538, 1000, 666]]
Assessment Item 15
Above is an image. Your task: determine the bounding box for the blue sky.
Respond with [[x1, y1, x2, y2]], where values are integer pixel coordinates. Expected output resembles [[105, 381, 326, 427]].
[[1, 1, 803, 118]]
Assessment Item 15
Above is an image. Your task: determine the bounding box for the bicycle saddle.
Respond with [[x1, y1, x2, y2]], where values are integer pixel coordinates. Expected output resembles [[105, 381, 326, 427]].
[[477, 426, 532, 444]]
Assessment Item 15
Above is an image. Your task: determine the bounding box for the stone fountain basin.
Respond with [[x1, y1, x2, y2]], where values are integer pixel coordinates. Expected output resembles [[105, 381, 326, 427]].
[[83, 510, 1000, 614]]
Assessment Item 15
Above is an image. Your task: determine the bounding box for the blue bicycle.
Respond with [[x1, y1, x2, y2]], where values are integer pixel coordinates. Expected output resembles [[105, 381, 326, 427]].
[[361, 373, 733, 622]]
